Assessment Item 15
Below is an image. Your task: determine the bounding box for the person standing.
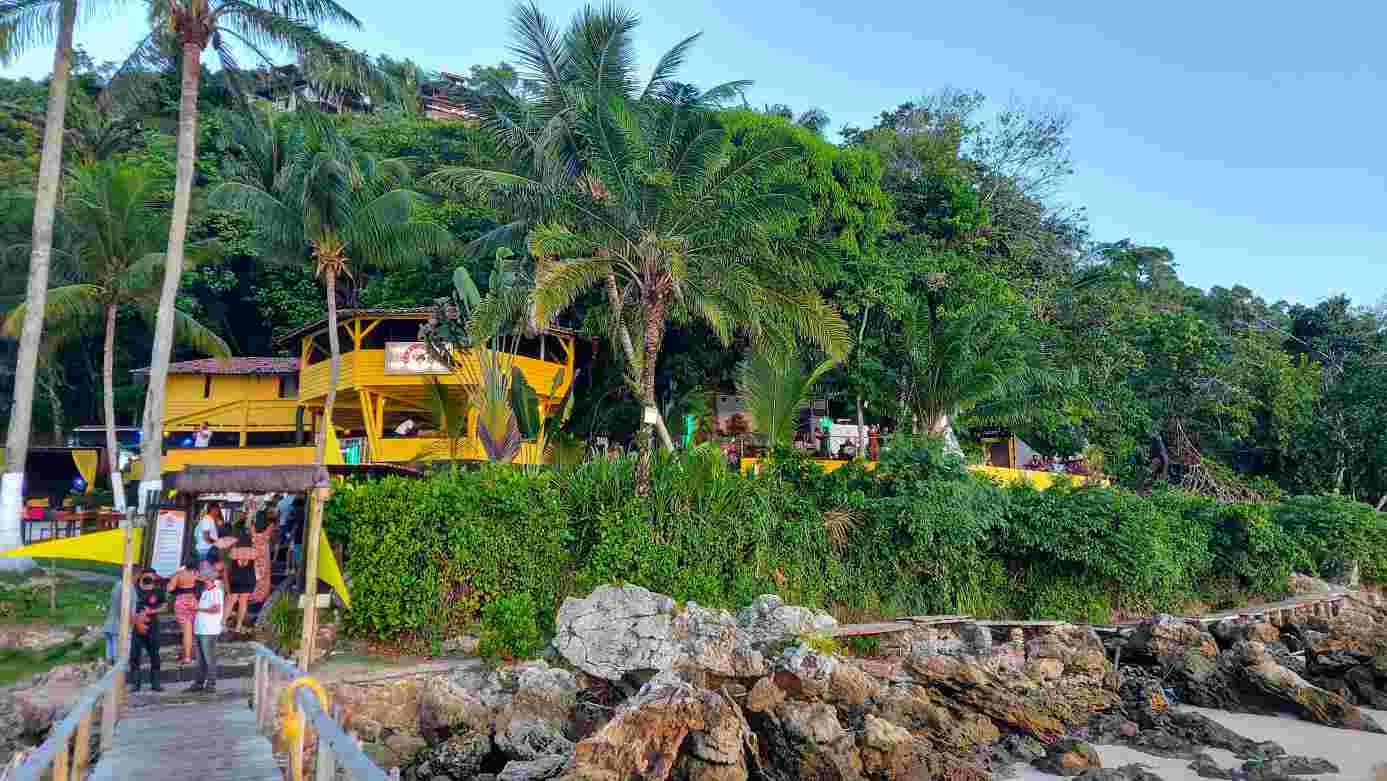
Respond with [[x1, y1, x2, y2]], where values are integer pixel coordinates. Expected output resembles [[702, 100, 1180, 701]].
[[224, 511, 256, 632], [166, 557, 200, 665], [129, 567, 165, 692], [194, 502, 222, 561], [190, 561, 224, 692], [193, 422, 212, 448]]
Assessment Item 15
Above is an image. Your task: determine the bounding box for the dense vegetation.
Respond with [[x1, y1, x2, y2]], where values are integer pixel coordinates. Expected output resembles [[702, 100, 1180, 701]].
[[3, 5, 1386, 650], [329, 442, 1387, 654]]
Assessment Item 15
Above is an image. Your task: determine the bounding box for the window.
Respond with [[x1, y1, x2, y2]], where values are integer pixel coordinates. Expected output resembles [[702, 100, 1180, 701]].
[[203, 375, 212, 398], [278, 374, 299, 399]]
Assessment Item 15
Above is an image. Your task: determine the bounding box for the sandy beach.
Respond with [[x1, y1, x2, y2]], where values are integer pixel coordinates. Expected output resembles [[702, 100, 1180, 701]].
[[1019, 706, 1387, 780]]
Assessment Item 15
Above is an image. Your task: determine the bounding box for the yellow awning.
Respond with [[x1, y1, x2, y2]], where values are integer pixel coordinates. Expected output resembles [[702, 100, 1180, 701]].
[[1, 528, 352, 609], [0, 527, 143, 565], [72, 449, 98, 494]]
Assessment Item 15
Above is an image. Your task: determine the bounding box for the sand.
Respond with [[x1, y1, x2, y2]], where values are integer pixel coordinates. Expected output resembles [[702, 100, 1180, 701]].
[[1017, 706, 1387, 780]]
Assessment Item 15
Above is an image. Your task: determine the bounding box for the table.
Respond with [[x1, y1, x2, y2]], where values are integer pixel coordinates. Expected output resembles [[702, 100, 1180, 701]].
[[21, 511, 122, 545]]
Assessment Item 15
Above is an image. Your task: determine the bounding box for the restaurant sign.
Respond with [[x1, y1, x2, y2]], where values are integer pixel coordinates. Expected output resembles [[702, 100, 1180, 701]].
[[384, 342, 450, 374]]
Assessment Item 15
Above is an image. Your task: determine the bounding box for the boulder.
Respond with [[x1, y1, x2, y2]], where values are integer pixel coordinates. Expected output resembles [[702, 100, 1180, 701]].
[[1237, 641, 1383, 732], [735, 595, 836, 649], [673, 603, 768, 679], [1032, 737, 1101, 776], [0, 625, 79, 652], [417, 674, 495, 737], [1073, 767, 1162, 781], [494, 663, 580, 761], [411, 731, 493, 781], [497, 754, 568, 781], [745, 677, 786, 714], [856, 715, 911, 780], [332, 677, 422, 735], [554, 585, 680, 681], [571, 674, 750, 781], [750, 700, 863, 780], [5, 663, 103, 747]]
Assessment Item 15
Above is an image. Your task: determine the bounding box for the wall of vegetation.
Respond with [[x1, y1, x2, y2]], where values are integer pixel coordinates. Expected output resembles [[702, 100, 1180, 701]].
[[328, 440, 1387, 651]]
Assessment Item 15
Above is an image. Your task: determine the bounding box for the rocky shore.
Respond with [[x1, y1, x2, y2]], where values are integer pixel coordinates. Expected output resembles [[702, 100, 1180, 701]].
[[8, 579, 1387, 780], [317, 583, 1387, 780]]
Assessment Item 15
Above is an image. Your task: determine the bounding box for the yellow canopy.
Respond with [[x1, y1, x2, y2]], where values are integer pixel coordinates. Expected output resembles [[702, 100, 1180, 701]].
[[1, 528, 352, 608], [72, 450, 98, 494]]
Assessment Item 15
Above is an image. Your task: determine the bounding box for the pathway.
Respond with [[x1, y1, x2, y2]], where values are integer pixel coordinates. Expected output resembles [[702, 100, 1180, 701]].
[[90, 685, 280, 781]]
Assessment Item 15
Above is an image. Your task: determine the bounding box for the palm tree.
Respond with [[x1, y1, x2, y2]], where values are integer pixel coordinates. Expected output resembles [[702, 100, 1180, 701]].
[[430, 8, 848, 495], [127, 0, 360, 508], [2, 162, 231, 511], [736, 346, 838, 450], [209, 116, 453, 466], [0, 0, 80, 556]]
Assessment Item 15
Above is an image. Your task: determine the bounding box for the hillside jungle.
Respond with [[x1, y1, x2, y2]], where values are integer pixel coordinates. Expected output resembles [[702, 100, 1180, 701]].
[[3, 12, 1386, 643]]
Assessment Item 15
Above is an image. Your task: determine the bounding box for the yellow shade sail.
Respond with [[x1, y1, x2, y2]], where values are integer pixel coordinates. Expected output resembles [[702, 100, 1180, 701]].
[[0, 527, 143, 565], [1, 527, 353, 609]]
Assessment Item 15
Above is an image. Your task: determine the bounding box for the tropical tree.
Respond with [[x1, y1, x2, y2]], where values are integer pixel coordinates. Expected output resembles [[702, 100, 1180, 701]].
[[126, 0, 360, 506], [209, 115, 452, 466], [0, 0, 80, 556], [429, 4, 848, 493], [2, 162, 231, 510], [736, 345, 837, 450]]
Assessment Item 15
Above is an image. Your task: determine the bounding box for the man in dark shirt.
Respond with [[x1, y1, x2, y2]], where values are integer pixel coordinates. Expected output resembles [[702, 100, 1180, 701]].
[[130, 567, 166, 692]]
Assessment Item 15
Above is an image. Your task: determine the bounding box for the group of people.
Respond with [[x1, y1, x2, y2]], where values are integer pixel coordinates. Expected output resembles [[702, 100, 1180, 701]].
[[103, 491, 307, 694]]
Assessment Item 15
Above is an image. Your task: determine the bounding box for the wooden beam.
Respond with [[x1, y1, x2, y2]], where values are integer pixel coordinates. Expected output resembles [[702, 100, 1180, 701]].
[[357, 317, 384, 345]]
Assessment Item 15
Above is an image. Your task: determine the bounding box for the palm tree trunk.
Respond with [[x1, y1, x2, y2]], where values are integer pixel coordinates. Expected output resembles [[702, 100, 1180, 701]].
[[314, 272, 341, 466], [1, 0, 78, 561], [137, 41, 202, 513], [103, 304, 127, 513], [634, 293, 667, 497]]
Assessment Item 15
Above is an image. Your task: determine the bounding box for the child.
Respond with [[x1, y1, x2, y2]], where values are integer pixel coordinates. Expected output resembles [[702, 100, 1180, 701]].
[[189, 561, 225, 692]]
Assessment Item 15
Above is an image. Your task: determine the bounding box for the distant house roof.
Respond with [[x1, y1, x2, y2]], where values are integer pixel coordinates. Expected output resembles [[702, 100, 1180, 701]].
[[131, 357, 299, 376]]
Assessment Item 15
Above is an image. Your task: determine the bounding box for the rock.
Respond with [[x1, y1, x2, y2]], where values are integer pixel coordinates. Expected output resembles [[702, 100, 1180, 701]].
[[384, 733, 429, 764], [1125, 615, 1218, 664], [1287, 573, 1333, 594], [735, 595, 837, 649], [857, 715, 911, 780], [750, 700, 862, 780], [745, 677, 785, 714], [412, 731, 492, 780], [0, 624, 79, 652], [1033, 737, 1101, 776], [571, 674, 749, 781], [554, 585, 680, 681], [1241, 756, 1338, 779], [6, 662, 103, 746], [1237, 641, 1383, 732], [1073, 766, 1162, 781], [495, 663, 580, 761], [673, 603, 768, 679], [352, 717, 384, 743], [331, 677, 421, 734], [1188, 752, 1233, 779], [498, 754, 568, 781], [771, 644, 837, 700], [418, 674, 494, 737]]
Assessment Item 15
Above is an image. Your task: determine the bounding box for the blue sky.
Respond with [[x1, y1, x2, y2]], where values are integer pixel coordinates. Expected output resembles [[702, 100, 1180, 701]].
[[4, 0, 1384, 306]]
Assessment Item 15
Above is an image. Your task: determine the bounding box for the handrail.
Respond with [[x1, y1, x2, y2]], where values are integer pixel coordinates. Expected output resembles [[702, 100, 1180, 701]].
[[5, 656, 128, 781], [249, 643, 392, 781]]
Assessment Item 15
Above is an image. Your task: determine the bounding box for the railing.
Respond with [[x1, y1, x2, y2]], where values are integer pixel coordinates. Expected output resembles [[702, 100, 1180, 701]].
[[2, 656, 128, 781], [250, 643, 395, 781]]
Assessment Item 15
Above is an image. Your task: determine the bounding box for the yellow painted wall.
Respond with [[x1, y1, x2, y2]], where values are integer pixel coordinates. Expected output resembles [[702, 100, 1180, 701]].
[[162, 446, 317, 471], [739, 458, 1102, 487], [298, 349, 568, 403], [163, 373, 299, 431]]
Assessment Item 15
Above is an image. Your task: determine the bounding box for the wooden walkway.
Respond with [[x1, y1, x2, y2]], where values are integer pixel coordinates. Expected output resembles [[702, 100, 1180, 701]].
[[91, 694, 280, 781]]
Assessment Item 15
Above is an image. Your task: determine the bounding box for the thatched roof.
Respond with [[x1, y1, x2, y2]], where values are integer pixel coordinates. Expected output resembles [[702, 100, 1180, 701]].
[[169, 465, 329, 495], [167, 463, 424, 494]]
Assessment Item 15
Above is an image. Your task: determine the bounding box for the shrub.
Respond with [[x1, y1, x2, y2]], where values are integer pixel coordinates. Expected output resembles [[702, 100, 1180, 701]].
[[478, 592, 544, 660], [1274, 494, 1387, 581]]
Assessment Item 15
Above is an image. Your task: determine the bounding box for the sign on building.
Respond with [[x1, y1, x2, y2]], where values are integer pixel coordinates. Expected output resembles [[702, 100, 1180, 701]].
[[383, 342, 450, 375]]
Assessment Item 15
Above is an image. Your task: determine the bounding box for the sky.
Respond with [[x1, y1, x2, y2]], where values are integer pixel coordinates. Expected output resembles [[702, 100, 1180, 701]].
[[4, 0, 1384, 306]]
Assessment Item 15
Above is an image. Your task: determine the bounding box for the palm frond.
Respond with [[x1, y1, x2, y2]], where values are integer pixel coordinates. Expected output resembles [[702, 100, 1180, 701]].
[[1, 284, 103, 345], [641, 31, 700, 100]]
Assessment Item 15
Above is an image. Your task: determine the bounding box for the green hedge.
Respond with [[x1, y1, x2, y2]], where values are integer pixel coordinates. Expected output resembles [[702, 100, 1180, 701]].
[[327, 438, 1387, 642]]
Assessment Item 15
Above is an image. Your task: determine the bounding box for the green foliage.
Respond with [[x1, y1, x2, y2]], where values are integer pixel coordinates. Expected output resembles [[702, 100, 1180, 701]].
[[478, 592, 544, 660], [1274, 494, 1387, 581], [267, 597, 304, 652]]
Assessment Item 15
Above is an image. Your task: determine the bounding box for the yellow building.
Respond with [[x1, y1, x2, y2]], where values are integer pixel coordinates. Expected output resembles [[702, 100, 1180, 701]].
[[149, 308, 581, 472]]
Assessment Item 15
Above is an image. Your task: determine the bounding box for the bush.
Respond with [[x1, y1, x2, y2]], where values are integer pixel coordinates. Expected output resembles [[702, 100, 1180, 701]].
[[478, 592, 544, 660], [1274, 494, 1387, 581]]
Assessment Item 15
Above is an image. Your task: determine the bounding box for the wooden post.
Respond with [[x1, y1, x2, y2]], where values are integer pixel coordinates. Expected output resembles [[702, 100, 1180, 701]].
[[71, 710, 92, 777], [297, 484, 330, 670], [289, 699, 306, 781], [101, 509, 137, 749], [51, 732, 69, 781]]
